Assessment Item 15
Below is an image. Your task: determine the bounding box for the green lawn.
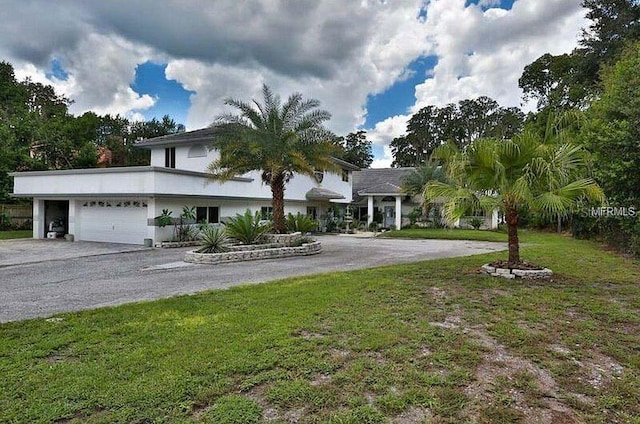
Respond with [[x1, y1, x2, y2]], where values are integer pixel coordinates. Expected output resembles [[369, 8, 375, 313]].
[[379, 227, 509, 242], [1, 233, 639, 423], [0, 230, 32, 240]]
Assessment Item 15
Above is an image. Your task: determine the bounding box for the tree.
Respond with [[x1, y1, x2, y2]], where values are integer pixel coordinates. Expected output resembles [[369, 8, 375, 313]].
[[391, 98, 524, 167], [520, 0, 640, 110], [425, 123, 604, 265], [207, 84, 339, 233], [334, 130, 373, 168], [581, 42, 640, 209]]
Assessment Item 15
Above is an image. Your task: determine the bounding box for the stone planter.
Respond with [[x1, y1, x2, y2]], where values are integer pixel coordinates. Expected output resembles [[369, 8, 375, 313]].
[[184, 241, 322, 264], [481, 263, 553, 280]]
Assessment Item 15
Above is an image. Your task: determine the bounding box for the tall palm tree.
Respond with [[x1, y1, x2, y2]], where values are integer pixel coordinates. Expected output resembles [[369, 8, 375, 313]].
[[207, 85, 339, 233], [425, 131, 604, 265]]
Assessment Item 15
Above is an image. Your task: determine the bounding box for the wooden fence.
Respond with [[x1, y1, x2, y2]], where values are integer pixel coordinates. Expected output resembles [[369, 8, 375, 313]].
[[0, 203, 33, 229]]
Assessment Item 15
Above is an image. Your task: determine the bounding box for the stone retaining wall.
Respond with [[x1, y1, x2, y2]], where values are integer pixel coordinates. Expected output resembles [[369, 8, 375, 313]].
[[481, 264, 553, 279], [263, 232, 303, 246], [184, 241, 322, 264]]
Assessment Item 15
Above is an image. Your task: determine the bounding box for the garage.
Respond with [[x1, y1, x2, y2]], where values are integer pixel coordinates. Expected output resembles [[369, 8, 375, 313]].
[[78, 199, 148, 244]]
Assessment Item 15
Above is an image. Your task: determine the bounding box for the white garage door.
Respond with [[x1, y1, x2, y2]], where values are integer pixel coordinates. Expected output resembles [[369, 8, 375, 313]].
[[79, 200, 148, 244]]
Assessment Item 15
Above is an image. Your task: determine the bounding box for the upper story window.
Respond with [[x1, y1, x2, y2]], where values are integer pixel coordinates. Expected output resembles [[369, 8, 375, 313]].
[[165, 147, 176, 168], [342, 169, 349, 182], [188, 144, 207, 158]]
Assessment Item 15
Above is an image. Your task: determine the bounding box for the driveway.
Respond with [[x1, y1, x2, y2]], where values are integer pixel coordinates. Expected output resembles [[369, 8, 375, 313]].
[[0, 236, 506, 322]]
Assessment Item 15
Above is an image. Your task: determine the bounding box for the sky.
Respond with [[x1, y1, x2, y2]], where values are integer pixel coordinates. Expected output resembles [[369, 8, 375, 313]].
[[1, 0, 588, 167]]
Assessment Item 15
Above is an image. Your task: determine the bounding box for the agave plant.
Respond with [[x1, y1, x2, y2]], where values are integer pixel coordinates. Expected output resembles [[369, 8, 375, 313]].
[[285, 212, 318, 233], [196, 225, 230, 253], [225, 209, 272, 244]]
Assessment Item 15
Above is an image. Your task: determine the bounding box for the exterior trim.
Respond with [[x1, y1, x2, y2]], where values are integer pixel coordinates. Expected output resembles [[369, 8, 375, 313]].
[[9, 166, 253, 182]]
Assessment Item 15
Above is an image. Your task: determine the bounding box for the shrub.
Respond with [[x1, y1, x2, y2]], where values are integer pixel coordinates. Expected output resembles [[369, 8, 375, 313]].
[[154, 209, 173, 228], [368, 222, 378, 232], [469, 217, 483, 230], [197, 225, 230, 253], [226, 209, 272, 244], [285, 212, 317, 233]]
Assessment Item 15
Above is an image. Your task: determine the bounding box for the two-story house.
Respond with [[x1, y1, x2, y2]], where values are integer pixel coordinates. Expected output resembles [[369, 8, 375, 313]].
[[11, 127, 357, 245]]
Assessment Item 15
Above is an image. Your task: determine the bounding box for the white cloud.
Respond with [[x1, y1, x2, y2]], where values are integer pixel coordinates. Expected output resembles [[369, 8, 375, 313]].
[[371, 145, 395, 169], [0, 0, 588, 166], [364, 0, 587, 160]]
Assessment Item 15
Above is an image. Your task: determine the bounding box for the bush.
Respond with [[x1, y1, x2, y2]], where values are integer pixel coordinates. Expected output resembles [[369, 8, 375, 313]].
[[469, 217, 483, 230], [197, 225, 230, 253], [368, 222, 378, 232], [226, 209, 272, 244], [285, 212, 317, 233]]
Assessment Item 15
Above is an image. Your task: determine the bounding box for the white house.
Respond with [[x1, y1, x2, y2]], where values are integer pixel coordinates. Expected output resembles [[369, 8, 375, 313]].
[[11, 128, 358, 245]]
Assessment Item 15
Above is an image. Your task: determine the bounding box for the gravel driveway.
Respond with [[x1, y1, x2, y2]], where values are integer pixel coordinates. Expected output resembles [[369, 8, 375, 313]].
[[0, 236, 506, 322]]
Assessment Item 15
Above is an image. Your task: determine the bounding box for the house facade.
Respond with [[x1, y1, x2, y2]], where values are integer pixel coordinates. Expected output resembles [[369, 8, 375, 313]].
[[11, 128, 357, 245], [351, 167, 500, 230]]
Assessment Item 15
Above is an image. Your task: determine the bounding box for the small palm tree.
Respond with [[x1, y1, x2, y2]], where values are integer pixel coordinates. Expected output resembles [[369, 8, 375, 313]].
[[425, 131, 604, 265], [402, 161, 446, 220], [208, 85, 339, 233]]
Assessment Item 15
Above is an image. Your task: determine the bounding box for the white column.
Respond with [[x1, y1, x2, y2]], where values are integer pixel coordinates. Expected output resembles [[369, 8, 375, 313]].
[[395, 196, 402, 230], [33, 199, 44, 239], [67, 200, 77, 237], [367, 196, 374, 226], [147, 197, 157, 242], [491, 208, 499, 229]]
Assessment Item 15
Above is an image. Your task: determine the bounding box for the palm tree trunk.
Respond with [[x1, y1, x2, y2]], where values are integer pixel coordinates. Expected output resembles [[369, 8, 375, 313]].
[[505, 204, 520, 265], [271, 173, 286, 234]]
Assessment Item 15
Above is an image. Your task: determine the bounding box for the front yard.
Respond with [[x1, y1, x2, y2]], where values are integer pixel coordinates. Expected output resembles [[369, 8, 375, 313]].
[[1, 232, 639, 423]]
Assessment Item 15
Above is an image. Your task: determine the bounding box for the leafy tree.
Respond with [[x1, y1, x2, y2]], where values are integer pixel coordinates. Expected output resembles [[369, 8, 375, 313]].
[[207, 84, 339, 233], [391, 97, 524, 167], [520, 0, 640, 110], [425, 126, 604, 265], [582, 42, 640, 206], [334, 130, 373, 168]]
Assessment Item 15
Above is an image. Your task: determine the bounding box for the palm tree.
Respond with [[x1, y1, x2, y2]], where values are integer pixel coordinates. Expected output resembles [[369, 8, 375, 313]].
[[425, 129, 604, 265], [402, 161, 446, 216], [207, 85, 339, 233]]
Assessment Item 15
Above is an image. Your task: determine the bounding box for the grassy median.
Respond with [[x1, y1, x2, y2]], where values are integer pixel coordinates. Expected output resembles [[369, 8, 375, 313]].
[[1, 232, 639, 423]]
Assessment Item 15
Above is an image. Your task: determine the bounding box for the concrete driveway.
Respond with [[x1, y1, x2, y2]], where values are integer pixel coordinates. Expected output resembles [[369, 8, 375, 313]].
[[0, 236, 506, 322]]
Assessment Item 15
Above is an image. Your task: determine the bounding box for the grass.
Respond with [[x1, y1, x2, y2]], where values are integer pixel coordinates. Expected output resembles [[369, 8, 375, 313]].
[[379, 227, 509, 242], [0, 230, 32, 240], [1, 232, 639, 423]]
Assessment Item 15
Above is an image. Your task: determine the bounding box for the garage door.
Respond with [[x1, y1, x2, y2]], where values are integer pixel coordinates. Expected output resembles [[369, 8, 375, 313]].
[[79, 200, 148, 244]]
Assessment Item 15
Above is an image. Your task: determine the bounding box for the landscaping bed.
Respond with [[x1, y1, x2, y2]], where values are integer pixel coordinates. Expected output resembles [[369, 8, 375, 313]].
[[184, 240, 322, 264]]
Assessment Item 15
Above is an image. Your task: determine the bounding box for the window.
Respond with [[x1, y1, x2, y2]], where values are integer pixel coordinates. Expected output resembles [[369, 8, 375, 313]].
[[196, 206, 219, 223], [342, 169, 349, 182], [260, 206, 273, 220], [165, 147, 176, 168], [314, 170, 324, 183]]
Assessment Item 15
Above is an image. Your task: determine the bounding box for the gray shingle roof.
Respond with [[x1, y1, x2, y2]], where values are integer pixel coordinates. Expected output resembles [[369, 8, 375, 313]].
[[135, 127, 220, 148], [352, 168, 415, 197]]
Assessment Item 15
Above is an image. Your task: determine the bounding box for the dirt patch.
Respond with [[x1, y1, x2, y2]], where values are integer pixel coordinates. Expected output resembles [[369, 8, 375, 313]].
[[392, 406, 433, 423]]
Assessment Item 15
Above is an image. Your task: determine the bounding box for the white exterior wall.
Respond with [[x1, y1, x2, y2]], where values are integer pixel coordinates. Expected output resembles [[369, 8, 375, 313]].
[[13, 167, 351, 203], [13, 140, 354, 244]]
